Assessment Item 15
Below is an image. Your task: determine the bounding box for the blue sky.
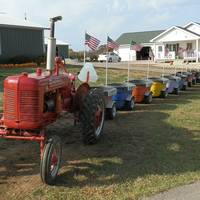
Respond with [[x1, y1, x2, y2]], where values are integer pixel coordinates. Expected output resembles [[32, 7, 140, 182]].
[[0, 0, 200, 50]]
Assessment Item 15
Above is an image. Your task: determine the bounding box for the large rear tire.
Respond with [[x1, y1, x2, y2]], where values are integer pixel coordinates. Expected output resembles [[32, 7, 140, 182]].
[[80, 89, 105, 144], [40, 135, 62, 185]]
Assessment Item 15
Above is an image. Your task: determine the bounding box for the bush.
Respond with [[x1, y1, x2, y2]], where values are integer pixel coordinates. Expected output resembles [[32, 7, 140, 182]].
[[0, 54, 46, 65]]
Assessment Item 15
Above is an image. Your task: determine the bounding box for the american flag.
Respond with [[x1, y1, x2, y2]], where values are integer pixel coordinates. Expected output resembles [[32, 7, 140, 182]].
[[130, 43, 143, 52], [107, 36, 119, 50], [85, 33, 100, 51]]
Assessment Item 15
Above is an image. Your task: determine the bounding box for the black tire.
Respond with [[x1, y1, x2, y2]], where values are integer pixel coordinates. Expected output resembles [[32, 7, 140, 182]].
[[80, 89, 105, 144], [174, 88, 179, 95], [40, 135, 62, 185], [192, 79, 196, 85], [188, 82, 192, 87], [107, 103, 117, 120], [182, 85, 187, 91], [108, 58, 112, 62], [125, 98, 135, 110], [144, 93, 153, 104], [160, 91, 167, 98]]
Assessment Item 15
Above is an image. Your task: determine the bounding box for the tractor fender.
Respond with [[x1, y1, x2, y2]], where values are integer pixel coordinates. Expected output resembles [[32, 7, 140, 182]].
[[126, 94, 132, 101]]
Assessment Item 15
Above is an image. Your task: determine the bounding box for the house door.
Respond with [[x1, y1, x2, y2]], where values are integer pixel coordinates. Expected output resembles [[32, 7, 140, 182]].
[[136, 47, 151, 60]]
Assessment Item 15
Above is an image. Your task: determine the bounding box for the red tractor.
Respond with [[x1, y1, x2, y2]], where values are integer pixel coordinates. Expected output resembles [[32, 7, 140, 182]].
[[0, 16, 105, 184]]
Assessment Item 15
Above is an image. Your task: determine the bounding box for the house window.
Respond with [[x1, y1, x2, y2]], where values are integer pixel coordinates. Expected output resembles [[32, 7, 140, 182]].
[[186, 43, 192, 50], [158, 46, 163, 52]]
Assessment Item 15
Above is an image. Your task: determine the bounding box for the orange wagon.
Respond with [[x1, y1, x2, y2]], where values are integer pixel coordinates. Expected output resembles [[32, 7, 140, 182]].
[[130, 79, 153, 104]]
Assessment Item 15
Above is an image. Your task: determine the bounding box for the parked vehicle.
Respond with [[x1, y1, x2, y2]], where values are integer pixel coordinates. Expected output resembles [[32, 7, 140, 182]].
[[0, 16, 106, 185], [92, 86, 117, 120], [171, 73, 187, 90], [130, 79, 153, 103], [109, 82, 136, 110], [176, 72, 193, 87], [162, 75, 180, 95], [149, 77, 169, 98], [98, 52, 121, 62]]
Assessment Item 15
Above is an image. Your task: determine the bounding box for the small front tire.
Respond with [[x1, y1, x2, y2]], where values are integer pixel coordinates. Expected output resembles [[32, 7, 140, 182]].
[[40, 135, 62, 185]]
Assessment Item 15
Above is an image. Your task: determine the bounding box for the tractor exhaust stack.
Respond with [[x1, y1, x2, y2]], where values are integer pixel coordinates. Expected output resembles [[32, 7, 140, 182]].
[[46, 16, 62, 71]]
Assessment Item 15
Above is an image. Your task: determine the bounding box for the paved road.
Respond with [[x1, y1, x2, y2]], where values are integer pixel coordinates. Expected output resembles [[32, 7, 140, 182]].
[[142, 182, 200, 200]]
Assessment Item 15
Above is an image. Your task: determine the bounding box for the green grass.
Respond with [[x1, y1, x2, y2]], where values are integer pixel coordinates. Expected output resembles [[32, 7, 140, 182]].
[[0, 66, 200, 200]]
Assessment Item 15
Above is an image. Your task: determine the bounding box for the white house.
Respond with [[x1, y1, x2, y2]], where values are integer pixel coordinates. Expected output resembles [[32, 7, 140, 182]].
[[116, 21, 200, 63], [115, 30, 164, 61], [150, 22, 200, 62]]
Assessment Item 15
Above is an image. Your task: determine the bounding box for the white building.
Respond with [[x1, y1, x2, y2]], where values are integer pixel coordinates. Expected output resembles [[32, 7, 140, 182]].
[[116, 22, 200, 63], [115, 30, 164, 61], [151, 22, 200, 62]]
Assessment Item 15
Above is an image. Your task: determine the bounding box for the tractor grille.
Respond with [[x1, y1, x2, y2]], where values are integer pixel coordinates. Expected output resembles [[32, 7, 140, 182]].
[[19, 90, 40, 122], [4, 88, 16, 120]]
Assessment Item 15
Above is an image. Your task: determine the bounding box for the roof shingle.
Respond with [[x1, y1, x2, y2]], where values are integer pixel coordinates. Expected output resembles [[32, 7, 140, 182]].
[[116, 30, 164, 45]]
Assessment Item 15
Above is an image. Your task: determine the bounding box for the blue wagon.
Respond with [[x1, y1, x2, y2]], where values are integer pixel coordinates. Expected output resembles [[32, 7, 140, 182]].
[[109, 82, 136, 110]]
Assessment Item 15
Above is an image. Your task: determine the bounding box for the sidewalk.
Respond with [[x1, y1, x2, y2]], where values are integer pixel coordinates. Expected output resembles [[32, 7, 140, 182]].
[[142, 181, 200, 200]]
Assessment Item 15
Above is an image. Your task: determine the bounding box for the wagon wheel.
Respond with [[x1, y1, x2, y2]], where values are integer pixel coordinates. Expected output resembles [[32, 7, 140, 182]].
[[160, 90, 168, 98], [188, 82, 192, 87], [107, 103, 117, 120], [40, 135, 62, 185], [126, 97, 135, 110], [174, 88, 179, 95], [144, 93, 153, 104], [80, 88, 105, 144]]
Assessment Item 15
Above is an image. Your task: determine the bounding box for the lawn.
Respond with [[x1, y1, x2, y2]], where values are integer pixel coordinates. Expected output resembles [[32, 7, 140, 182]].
[[0, 66, 200, 200]]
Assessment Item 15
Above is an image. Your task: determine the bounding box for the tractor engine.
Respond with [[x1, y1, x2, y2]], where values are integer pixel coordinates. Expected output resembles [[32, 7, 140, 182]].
[[3, 71, 73, 130]]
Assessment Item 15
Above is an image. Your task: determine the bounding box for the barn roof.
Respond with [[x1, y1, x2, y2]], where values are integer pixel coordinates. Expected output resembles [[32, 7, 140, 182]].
[[0, 14, 48, 30], [116, 30, 164, 45]]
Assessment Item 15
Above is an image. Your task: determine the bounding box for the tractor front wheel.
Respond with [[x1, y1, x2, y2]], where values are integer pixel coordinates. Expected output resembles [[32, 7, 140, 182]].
[[40, 135, 62, 185], [80, 89, 105, 144]]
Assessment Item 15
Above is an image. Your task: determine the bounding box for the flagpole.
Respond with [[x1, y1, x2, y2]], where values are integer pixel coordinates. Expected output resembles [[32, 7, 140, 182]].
[[128, 50, 130, 83], [106, 34, 108, 85], [84, 30, 86, 64], [147, 58, 150, 80]]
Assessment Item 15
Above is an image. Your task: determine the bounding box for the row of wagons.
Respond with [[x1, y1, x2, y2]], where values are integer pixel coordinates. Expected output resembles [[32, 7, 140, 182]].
[[96, 70, 200, 119]]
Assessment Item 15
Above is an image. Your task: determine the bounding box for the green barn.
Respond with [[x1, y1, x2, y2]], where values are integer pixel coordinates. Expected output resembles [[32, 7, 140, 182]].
[[0, 14, 47, 63]]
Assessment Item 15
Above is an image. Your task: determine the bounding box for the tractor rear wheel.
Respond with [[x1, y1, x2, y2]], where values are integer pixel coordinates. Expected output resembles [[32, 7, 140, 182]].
[[80, 89, 105, 144], [40, 135, 62, 185]]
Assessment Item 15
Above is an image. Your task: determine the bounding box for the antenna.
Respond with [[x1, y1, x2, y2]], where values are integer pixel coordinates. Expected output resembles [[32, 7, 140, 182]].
[[24, 12, 27, 20]]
